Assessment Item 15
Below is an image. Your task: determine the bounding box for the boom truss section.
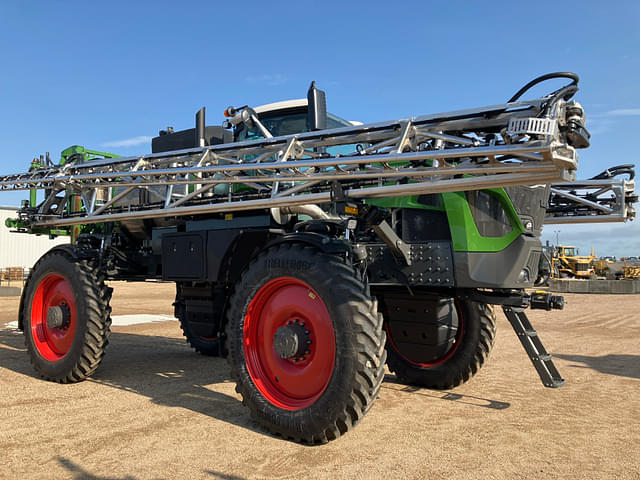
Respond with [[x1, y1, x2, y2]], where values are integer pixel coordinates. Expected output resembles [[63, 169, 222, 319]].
[[2, 94, 581, 229], [546, 164, 636, 224]]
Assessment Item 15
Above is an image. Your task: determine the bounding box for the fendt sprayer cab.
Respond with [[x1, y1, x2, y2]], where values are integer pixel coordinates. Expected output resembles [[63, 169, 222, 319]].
[[222, 93, 549, 291], [211, 92, 557, 388], [4, 73, 593, 443]]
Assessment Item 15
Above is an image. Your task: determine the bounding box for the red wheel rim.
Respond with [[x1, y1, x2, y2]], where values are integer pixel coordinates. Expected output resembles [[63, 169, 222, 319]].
[[386, 299, 464, 367], [30, 273, 77, 361], [243, 276, 335, 410]]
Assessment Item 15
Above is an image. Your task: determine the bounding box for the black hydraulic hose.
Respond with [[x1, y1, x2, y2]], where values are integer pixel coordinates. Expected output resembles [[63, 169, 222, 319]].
[[508, 72, 580, 103], [590, 164, 635, 180]]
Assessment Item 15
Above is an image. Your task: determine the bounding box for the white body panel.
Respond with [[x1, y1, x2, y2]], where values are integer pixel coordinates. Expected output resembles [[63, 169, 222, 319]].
[[0, 206, 68, 268]]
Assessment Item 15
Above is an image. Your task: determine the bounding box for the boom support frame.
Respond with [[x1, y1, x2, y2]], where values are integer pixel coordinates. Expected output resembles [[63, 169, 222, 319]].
[[545, 165, 636, 224], [1, 77, 585, 230]]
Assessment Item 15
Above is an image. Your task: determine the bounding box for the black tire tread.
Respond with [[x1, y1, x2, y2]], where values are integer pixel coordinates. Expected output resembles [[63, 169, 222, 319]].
[[174, 288, 223, 357], [386, 301, 496, 390], [226, 243, 386, 444], [22, 248, 111, 383]]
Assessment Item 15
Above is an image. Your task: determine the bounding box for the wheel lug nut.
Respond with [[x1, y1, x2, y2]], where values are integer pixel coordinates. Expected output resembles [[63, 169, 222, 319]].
[[306, 340, 312, 344], [300, 356, 305, 361], [299, 322, 305, 326], [305, 350, 310, 355], [304, 330, 310, 334]]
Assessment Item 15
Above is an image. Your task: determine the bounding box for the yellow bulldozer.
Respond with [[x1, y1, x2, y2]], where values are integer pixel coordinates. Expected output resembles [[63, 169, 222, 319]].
[[622, 262, 640, 278], [592, 256, 640, 279], [551, 245, 596, 279]]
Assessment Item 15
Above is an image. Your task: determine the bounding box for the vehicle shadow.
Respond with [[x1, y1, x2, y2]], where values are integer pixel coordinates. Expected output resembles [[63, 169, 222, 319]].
[[0, 327, 509, 441], [0, 327, 266, 439], [55, 456, 248, 480], [204, 470, 248, 480], [554, 353, 640, 380], [56, 457, 136, 480], [92, 330, 265, 435], [382, 374, 510, 410]]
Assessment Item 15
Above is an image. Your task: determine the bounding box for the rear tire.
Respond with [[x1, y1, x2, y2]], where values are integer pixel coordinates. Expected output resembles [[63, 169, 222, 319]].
[[177, 315, 224, 356], [22, 248, 112, 383], [383, 296, 495, 389], [174, 284, 225, 357], [226, 243, 386, 444]]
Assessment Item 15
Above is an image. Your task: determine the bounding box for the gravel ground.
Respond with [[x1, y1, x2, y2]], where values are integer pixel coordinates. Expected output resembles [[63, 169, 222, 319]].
[[0, 282, 638, 480]]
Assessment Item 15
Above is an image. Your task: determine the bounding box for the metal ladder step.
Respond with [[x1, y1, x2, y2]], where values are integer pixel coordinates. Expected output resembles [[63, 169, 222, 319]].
[[502, 306, 564, 388]]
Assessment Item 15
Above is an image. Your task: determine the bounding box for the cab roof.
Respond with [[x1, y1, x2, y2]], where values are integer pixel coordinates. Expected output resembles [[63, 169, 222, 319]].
[[254, 98, 306, 114]]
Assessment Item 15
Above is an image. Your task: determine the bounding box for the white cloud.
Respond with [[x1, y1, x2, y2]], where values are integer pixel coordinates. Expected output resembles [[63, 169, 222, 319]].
[[585, 107, 640, 134], [590, 108, 640, 119], [604, 108, 640, 117], [244, 74, 288, 86], [586, 118, 613, 135], [101, 136, 153, 148]]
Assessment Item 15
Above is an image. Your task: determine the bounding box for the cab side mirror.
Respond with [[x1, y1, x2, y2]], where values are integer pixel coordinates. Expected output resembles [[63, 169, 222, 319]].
[[307, 81, 327, 131]]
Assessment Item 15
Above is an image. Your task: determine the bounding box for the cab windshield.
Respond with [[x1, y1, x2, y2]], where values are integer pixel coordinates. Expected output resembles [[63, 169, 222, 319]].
[[235, 107, 352, 142]]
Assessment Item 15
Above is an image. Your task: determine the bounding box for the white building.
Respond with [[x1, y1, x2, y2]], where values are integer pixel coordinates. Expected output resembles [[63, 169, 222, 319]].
[[0, 206, 69, 269]]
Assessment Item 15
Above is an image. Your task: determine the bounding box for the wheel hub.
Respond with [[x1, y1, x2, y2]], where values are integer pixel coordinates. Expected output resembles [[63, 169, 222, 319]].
[[242, 276, 334, 410], [273, 320, 309, 359], [46, 303, 71, 330]]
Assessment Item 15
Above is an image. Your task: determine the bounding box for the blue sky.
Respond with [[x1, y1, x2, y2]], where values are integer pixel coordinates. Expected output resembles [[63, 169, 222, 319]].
[[0, 1, 638, 256]]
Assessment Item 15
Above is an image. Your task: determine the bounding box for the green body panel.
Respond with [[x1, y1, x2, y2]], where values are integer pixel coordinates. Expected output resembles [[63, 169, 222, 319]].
[[5, 217, 20, 229], [59, 145, 119, 165], [441, 190, 523, 252], [368, 189, 524, 253]]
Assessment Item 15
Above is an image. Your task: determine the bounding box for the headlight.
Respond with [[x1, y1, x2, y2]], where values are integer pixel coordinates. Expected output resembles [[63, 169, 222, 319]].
[[517, 268, 530, 283]]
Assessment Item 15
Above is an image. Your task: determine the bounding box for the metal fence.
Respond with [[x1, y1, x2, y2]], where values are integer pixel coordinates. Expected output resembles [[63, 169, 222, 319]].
[[0, 267, 28, 287]]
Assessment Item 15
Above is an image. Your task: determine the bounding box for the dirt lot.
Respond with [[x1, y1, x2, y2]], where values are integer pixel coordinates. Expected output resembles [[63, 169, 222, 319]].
[[1, 282, 638, 480]]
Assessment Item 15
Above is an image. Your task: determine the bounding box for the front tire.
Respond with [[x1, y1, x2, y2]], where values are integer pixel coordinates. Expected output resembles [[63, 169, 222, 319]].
[[226, 243, 386, 444], [22, 248, 112, 383], [382, 295, 495, 389]]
